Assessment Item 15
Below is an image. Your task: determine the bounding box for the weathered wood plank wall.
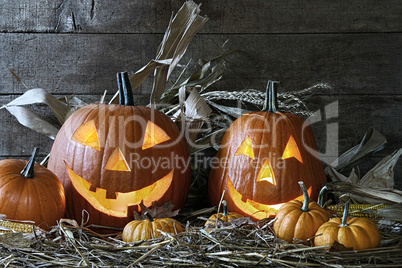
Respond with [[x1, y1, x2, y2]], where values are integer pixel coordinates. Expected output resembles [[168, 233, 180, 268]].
[[1, 0, 401, 188]]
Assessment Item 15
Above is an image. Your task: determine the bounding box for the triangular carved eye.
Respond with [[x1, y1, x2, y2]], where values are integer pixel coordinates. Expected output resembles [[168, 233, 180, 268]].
[[104, 147, 131, 171], [71, 120, 100, 151], [282, 135, 303, 163], [235, 136, 255, 159], [142, 121, 171, 150]]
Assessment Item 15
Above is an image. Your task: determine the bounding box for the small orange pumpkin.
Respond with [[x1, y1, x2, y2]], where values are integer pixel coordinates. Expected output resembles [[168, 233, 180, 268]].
[[122, 212, 183, 242], [205, 200, 242, 227], [273, 181, 329, 242], [314, 202, 381, 250], [0, 148, 66, 230]]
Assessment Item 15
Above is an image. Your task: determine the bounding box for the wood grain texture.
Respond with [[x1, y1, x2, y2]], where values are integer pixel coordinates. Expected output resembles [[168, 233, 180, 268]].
[[1, 0, 401, 34], [0, 0, 401, 188], [1, 33, 401, 95]]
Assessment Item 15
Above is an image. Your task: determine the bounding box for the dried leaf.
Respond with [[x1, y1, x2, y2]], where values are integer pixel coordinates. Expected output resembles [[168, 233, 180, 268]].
[[5, 106, 59, 139], [191, 128, 226, 154], [326, 144, 402, 204], [325, 181, 402, 204], [161, 59, 226, 104], [359, 148, 402, 188], [133, 201, 180, 220], [326, 166, 353, 183], [348, 169, 360, 184], [59, 95, 88, 109], [1, 88, 71, 124], [225, 216, 255, 227], [327, 128, 387, 172], [108, 59, 173, 104], [329, 241, 353, 252], [0, 232, 34, 249], [376, 203, 402, 222], [6, 65, 29, 90], [176, 88, 212, 151], [150, 0, 208, 107], [207, 102, 249, 118], [132, 59, 173, 92]]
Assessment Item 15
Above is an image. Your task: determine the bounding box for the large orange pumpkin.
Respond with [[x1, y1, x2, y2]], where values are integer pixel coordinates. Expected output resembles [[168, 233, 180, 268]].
[[0, 148, 66, 230], [47, 72, 190, 229], [208, 81, 326, 220]]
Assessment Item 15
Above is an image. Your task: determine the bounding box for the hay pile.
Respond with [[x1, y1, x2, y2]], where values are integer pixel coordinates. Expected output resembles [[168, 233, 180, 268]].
[[1, 213, 401, 267]]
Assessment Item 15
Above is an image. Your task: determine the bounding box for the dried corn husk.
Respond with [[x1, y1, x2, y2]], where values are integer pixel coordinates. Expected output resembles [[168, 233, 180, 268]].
[[325, 181, 402, 205], [359, 148, 402, 189], [327, 203, 389, 222], [375, 203, 402, 222], [0, 220, 35, 233], [1, 88, 70, 124], [4, 106, 60, 139], [161, 56, 228, 105], [326, 149, 402, 204], [324, 126, 402, 205], [125, 0, 208, 107], [0, 214, 45, 234], [175, 87, 212, 152], [0, 88, 75, 139], [326, 128, 387, 173]]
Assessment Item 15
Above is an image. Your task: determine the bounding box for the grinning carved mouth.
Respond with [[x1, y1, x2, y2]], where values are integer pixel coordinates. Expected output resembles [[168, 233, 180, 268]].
[[65, 163, 173, 218], [227, 177, 311, 220]]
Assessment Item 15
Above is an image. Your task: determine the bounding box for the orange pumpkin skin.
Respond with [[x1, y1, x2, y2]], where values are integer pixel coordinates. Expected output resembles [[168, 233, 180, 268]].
[[205, 201, 242, 227], [0, 155, 66, 230], [273, 199, 329, 242], [122, 217, 183, 242], [48, 102, 190, 229], [205, 212, 242, 226], [314, 217, 381, 250], [208, 93, 326, 220]]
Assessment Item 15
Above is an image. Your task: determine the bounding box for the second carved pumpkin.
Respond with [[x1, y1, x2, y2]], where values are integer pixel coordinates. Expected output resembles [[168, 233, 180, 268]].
[[208, 82, 326, 220], [48, 73, 190, 229]]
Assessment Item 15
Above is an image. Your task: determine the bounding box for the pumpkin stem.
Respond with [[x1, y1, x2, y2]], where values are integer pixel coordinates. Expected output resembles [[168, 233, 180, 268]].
[[117, 72, 134, 106], [318, 186, 328, 207], [299, 181, 310, 212], [144, 211, 154, 222], [341, 202, 350, 227], [264, 80, 279, 113], [20, 147, 39, 178], [222, 200, 228, 216]]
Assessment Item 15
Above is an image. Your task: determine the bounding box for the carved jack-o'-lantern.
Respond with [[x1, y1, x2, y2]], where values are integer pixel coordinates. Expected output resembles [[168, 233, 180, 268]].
[[208, 82, 326, 220], [48, 73, 190, 229]]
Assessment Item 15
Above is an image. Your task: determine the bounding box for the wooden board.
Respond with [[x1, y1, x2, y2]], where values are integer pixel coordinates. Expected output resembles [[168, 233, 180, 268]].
[[1, 33, 400, 95], [1, 0, 401, 34]]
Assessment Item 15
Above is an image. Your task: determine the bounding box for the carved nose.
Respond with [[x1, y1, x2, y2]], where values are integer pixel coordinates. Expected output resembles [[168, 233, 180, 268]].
[[256, 159, 276, 185], [104, 147, 131, 171]]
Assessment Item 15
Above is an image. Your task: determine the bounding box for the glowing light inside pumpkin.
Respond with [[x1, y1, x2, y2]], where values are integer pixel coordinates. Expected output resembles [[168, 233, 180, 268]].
[[234, 136, 255, 158], [227, 177, 312, 220], [142, 121, 171, 150], [104, 147, 131, 171], [71, 120, 100, 151], [256, 159, 276, 185], [65, 162, 174, 217], [282, 135, 303, 163]]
